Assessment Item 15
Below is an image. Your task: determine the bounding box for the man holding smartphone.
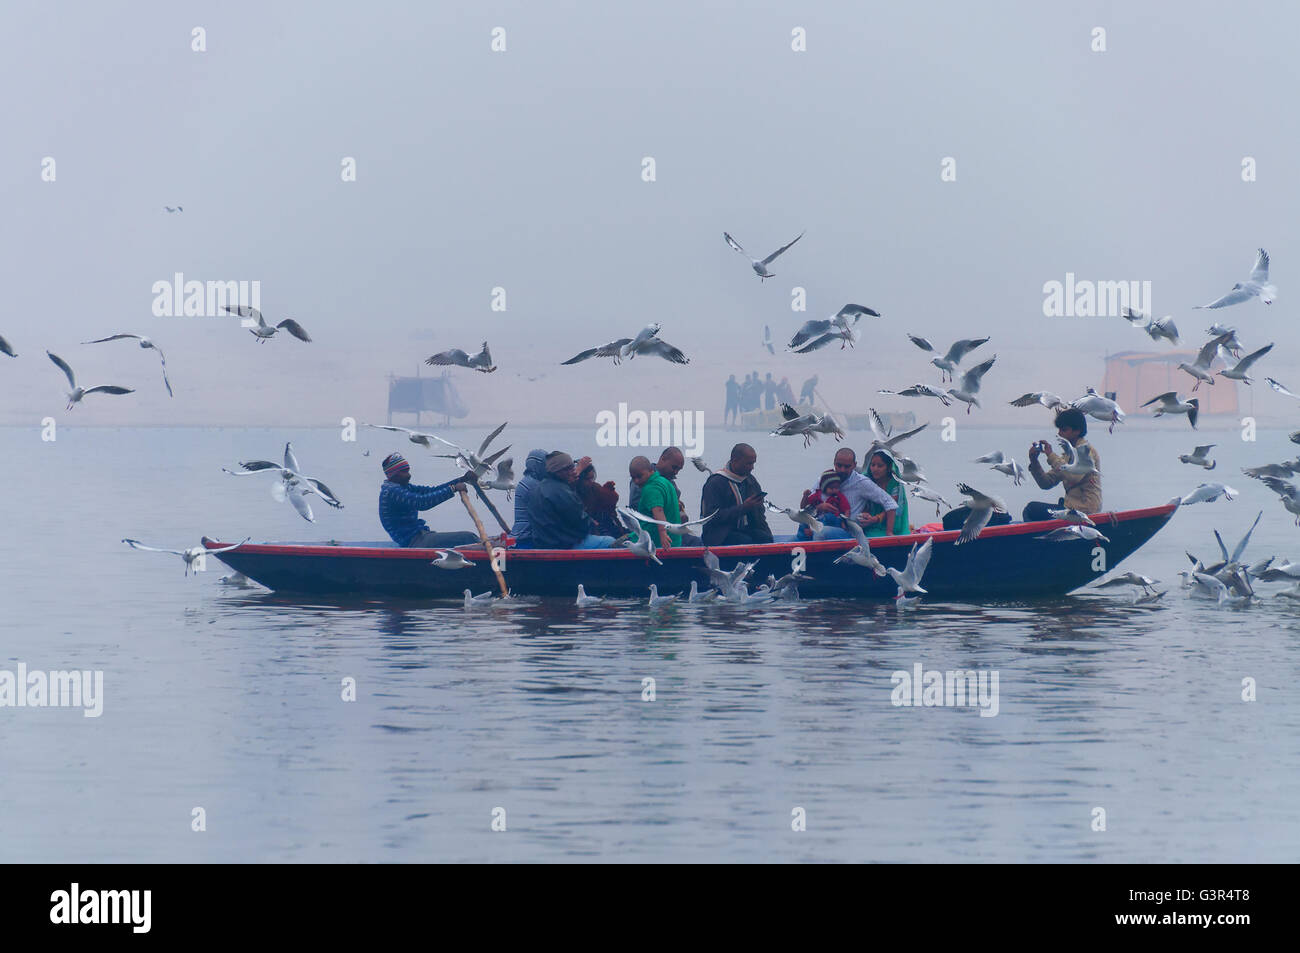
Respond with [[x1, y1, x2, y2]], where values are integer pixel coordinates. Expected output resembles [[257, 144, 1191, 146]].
[[699, 443, 774, 546], [1023, 407, 1102, 522]]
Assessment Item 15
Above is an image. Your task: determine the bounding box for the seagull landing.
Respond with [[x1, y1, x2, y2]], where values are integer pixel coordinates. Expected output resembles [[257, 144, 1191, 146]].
[[885, 537, 933, 594], [924, 337, 989, 383], [223, 306, 312, 343], [82, 333, 173, 396], [123, 537, 250, 575], [1195, 247, 1276, 309], [723, 230, 804, 280], [222, 441, 344, 522], [46, 351, 134, 411]]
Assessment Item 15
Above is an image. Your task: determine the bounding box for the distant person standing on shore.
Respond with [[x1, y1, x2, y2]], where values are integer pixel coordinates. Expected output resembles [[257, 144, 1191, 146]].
[[776, 376, 795, 406], [763, 373, 777, 411], [725, 374, 740, 425], [800, 375, 819, 406]]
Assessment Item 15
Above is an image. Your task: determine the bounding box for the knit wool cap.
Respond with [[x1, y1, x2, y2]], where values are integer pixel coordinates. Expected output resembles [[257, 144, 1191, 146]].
[[819, 469, 842, 493], [383, 452, 411, 478], [545, 451, 575, 474]]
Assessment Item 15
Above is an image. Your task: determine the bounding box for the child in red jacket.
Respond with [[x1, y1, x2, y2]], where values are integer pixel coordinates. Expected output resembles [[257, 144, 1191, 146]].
[[797, 470, 850, 538]]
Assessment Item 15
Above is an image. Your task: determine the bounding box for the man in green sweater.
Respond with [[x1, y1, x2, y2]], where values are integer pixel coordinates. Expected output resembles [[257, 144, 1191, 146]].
[[630, 455, 683, 548]]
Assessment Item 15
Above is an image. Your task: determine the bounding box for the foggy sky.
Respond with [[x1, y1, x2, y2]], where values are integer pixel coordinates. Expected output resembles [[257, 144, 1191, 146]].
[[2, 0, 1296, 428]]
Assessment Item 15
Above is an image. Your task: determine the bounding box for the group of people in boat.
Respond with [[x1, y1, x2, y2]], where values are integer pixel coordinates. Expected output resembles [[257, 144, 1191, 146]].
[[375, 407, 1102, 550]]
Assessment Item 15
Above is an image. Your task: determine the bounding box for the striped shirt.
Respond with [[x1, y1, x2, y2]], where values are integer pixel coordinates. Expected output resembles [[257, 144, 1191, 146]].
[[379, 479, 459, 546]]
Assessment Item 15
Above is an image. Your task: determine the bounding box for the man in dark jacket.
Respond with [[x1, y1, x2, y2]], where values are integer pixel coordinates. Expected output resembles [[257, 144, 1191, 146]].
[[526, 451, 616, 549], [378, 453, 480, 548], [699, 443, 773, 546]]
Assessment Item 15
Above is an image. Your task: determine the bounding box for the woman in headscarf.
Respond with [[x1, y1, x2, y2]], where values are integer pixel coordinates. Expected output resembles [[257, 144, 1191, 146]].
[[862, 450, 910, 537], [577, 461, 624, 539]]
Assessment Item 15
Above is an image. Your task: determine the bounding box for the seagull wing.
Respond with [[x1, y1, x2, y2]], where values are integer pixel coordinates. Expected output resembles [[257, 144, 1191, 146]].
[[0, 334, 14, 357], [759, 230, 804, 266], [284, 443, 301, 473], [1249, 247, 1270, 284], [477, 421, 508, 457], [911, 536, 933, 583], [227, 460, 285, 474], [906, 333, 934, 352], [1197, 287, 1253, 309], [616, 507, 643, 536], [426, 348, 470, 367], [223, 305, 263, 323], [959, 506, 994, 544], [305, 478, 344, 508], [122, 539, 186, 556], [1267, 378, 1300, 400], [1232, 342, 1274, 372], [869, 407, 890, 442], [1195, 336, 1224, 368], [639, 338, 689, 364], [1232, 510, 1263, 563], [723, 232, 747, 256], [1141, 391, 1178, 408], [82, 385, 134, 397], [793, 332, 839, 353], [276, 319, 312, 342], [288, 490, 315, 521], [779, 402, 801, 422], [47, 351, 76, 389], [1193, 444, 1216, 457], [945, 337, 989, 364], [789, 319, 831, 349], [959, 355, 996, 392], [205, 537, 252, 554], [885, 422, 928, 447], [83, 333, 142, 344], [837, 303, 880, 320]]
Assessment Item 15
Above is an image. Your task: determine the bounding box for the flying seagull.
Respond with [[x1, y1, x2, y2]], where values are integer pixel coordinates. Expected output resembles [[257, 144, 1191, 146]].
[[1205, 324, 1243, 357], [419, 421, 511, 479], [1258, 476, 1300, 525], [1010, 391, 1066, 411], [222, 306, 312, 343], [1071, 388, 1126, 434], [910, 485, 951, 517], [1173, 483, 1238, 506], [1142, 392, 1199, 429], [916, 337, 989, 383], [426, 341, 495, 372], [563, 324, 688, 365], [122, 537, 249, 575], [947, 355, 997, 414], [163, 206, 183, 213], [1121, 307, 1180, 344], [886, 537, 934, 595], [222, 442, 344, 522], [878, 383, 952, 406], [1179, 445, 1217, 469], [762, 325, 775, 355], [1177, 334, 1232, 391], [868, 408, 927, 456], [1218, 342, 1274, 385], [1266, 377, 1300, 401], [46, 351, 134, 411], [1092, 572, 1159, 594], [1037, 525, 1109, 544], [1195, 247, 1276, 309], [954, 483, 1007, 545], [82, 333, 173, 396], [478, 457, 515, 499], [788, 304, 880, 351], [723, 230, 805, 280], [431, 550, 473, 569]]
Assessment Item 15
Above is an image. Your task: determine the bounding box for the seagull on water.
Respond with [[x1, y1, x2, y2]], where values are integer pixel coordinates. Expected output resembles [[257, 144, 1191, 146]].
[[464, 589, 497, 608], [1133, 589, 1167, 605], [431, 550, 473, 569], [426, 341, 495, 372], [46, 351, 134, 410], [947, 355, 996, 414], [878, 383, 952, 406], [1179, 445, 1217, 469], [576, 584, 606, 607], [687, 581, 720, 603], [1121, 307, 1180, 344], [766, 571, 811, 601], [954, 483, 1007, 545], [1142, 392, 1199, 429], [1218, 342, 1274, 385], [82, 333, 173, 396], [222, 442, 344, 522], [788, 304, 880, 351], [1071, 388, 1126, 433], [723, 230, 804, 280], [700, 550, 756, 599], [885, 537, 933, 595], [647, 584, 678, 607], [910, 336, 989, 383], [0, 334, 16, 357], [1195, 247, 1276, 309], [222, 306, 312, 343], [122, 537, 250, 575]]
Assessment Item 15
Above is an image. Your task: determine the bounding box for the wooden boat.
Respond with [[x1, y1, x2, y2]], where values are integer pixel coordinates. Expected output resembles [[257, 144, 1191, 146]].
[[203, 503, 1176, 601]]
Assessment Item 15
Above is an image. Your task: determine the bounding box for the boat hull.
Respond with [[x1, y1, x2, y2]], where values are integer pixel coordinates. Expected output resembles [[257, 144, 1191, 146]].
[[204, 504, 1176, 601]]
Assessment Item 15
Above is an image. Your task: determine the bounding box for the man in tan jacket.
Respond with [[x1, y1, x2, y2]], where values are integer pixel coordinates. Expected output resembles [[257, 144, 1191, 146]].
[[1024, 407, 1101, 521]]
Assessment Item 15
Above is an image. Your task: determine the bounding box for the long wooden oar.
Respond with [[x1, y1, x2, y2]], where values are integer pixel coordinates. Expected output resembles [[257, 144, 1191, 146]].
[[458, 487, 508, 597], [470, 481, 512, 536]]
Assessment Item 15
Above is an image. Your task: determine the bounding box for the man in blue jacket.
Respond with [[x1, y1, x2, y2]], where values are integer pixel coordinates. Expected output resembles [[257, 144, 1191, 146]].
[[378, 453, 480, 548]]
